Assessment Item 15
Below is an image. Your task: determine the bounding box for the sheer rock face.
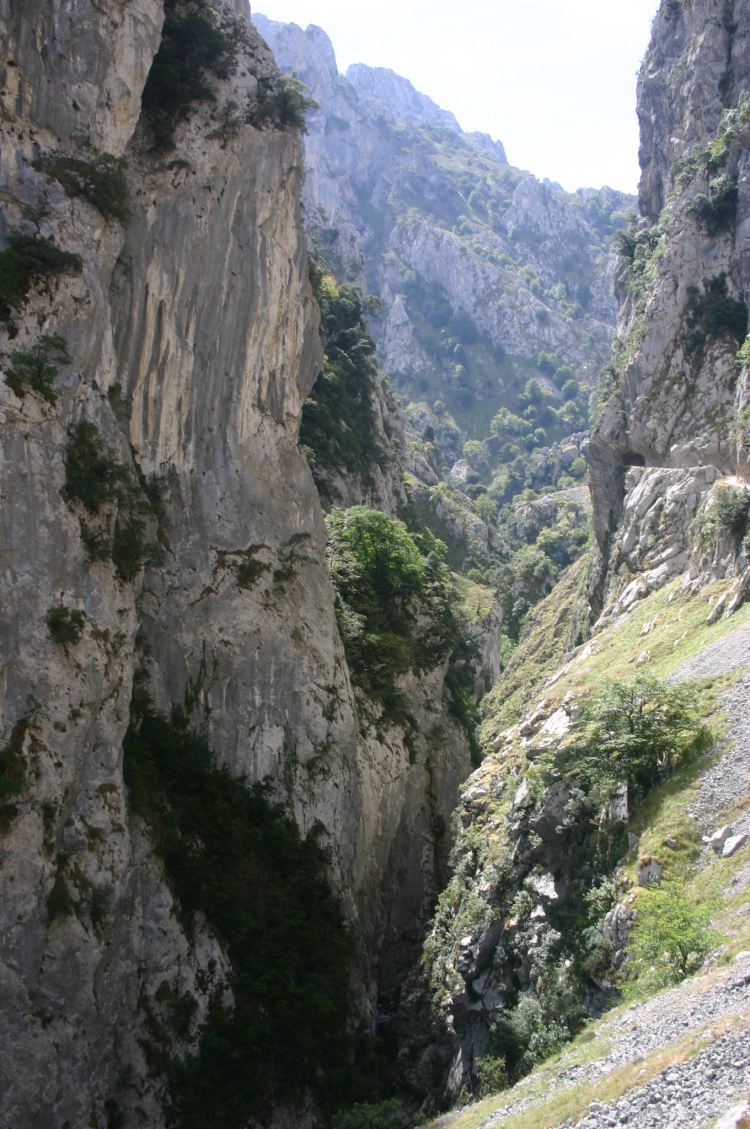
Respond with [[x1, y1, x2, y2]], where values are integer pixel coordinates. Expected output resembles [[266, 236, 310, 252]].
[[0, 2, 486, 1124], [589, 0, 750, 620], [637, 0, 750, 222]]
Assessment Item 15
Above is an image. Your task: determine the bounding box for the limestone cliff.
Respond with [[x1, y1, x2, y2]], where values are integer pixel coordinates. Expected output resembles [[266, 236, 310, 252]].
[[0, 3, 496, 1125]]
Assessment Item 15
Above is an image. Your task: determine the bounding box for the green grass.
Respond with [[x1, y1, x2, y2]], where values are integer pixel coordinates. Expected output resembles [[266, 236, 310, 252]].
[[486, 575, 750, 738]]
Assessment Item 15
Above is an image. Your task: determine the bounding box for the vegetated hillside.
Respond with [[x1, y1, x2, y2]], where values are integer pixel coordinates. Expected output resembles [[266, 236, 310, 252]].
[[384, 0, 750, 1125], [254, 14, 633, 507], [0, 2, 501, 1127], [256, 13, 624, 662]]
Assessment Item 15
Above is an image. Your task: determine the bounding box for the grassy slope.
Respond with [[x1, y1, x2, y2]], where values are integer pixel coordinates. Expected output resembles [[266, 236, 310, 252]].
[[436, 577, 750, 1128]]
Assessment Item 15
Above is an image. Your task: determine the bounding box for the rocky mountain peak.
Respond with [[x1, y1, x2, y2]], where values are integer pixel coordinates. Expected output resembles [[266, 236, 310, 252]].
[[346, 61, 462, 133], [252, 14, 339, 92]]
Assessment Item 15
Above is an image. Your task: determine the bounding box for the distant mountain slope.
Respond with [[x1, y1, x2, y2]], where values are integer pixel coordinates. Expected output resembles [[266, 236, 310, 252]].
[[253, 15, 633, 472]]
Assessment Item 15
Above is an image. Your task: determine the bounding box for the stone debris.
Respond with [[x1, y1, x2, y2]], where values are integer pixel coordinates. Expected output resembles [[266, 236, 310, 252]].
[[723, 833, 750, 860]]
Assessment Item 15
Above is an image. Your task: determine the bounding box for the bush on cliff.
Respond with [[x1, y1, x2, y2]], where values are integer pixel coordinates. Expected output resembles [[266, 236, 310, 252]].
[[142, 0, 239, 149], [0, 234, 82, 323], [325, 507, 463, 720], [549, 676, 710, 804]]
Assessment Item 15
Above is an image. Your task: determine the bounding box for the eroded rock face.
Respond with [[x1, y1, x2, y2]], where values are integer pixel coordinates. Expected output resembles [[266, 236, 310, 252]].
[[0, 2, 493, 1123]]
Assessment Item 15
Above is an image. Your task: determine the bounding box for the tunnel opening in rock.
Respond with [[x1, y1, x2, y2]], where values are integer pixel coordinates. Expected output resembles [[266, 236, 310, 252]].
[[622, 451, 646, 467]]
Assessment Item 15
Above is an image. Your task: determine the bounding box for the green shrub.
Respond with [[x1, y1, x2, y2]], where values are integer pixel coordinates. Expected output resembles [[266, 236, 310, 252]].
[[235, 556, 269, 589], [141, 0, 240, 149], [0, 719, 28, 830], [64, 422, 162, 580], [0, 233, 82, 322], [34, 153, 130, 221], [713, 486, 749, 536], [246, 74, 317, 131], [697, 485, 750, 548], [550, 676, 710, 803], [683, 273, 748, 361], [324, 508, 469, 723], [691, 176, 738, 235], [475, 1055, 508, 1097], [4, 334, 71, 403], [112, 517, 151, 582], [626, 881, 719, 992], [124, 706, 374, 1126], [64, 422, 127, 513], [331, 1100, 403, 1129], [327, 507, 425, 600], [738, 335, 750, 369], [300, 271, 384, 494], [46, 605, 85, 646]]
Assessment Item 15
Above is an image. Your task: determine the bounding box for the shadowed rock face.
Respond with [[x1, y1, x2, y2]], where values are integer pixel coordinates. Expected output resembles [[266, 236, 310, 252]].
[[589, 0, 750, 620]]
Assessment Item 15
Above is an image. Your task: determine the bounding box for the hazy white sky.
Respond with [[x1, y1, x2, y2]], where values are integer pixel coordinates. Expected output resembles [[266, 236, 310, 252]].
[[252, 0, 661, 193]]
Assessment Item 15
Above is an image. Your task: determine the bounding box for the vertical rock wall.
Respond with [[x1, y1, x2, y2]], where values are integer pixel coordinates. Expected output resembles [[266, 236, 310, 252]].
[[589, 0, 750, 621], [0, 3, 490, 1123]]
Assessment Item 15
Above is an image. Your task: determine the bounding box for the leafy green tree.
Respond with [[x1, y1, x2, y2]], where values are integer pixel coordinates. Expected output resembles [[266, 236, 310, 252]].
[[554, 677, 710, 801], [626, 882, 718, 991], [300, 272, 383, 494], [326, 507, 425, 600], [520, 378, 545, 406], [325, 509, 463, 720], [490, 406, 532, 440], [462, 439, 486, 467]]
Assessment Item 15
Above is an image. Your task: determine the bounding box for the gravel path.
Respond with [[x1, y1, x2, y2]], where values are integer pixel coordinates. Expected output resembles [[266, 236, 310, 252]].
[[669, 618, 750, 849], [685, 672, 750, 841], [564, 1024, 750, 1129], [671, 618, 750, 683]]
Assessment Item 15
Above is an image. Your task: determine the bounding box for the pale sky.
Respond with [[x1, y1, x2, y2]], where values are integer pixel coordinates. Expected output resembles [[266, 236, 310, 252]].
[[252, 0, 661, 193]]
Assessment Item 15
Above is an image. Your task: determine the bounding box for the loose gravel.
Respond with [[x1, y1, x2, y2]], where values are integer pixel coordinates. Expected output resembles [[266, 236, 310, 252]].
[[565, 1024, 750, 1129], [670, 618, 750, 853]]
